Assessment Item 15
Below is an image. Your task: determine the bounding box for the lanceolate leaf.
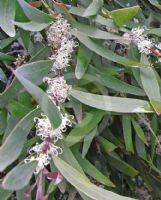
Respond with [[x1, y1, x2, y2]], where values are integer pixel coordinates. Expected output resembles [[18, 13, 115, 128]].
[[74, 151, 115, 187], [2, 161, 37, 190], [14, 21, 51, 32], [65, 110, 104, 146], [72, 22, 122, 40], [0, 60, 52, 106], [111, 6, 140, 27], [72, 31, 146, 68], [0, 0, 16, 37], [122, 115, 134, 152], [70, 89, 153, 113], [140, 67, 161, 113], [0, 108, 40, 171], [17, 0, 53, 23], [14, 71, 62, 128], [53, 156, 136, 200], [75, 44, 93, 79], [82, 0, 103, 17]]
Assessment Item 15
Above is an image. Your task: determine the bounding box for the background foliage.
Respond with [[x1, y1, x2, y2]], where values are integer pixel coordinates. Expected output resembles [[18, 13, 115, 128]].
[[1, 0, 161, 199]]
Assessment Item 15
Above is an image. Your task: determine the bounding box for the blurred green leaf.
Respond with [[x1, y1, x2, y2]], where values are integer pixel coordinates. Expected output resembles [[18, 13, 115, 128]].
[[0, 0, 16, 37], [82, 0, 103, 17], [0, 108, 40, 171], [107, 152, 138, 177], [97, 136, 117, 153], [111, 6, 140, 27], [74, 151, 115, 187], [66, 110, 104, 146], [72, 22, 122, 40], [135, 134, 147, 161], [17, 0, 53, 23], [53, 156, 135, 200], [82, 128, 97, 158], [75, 44, 93, 79], [14, 71, 62, 128], [14, 21, 50, 32], [122, 115, 134, 153], [73, 31, 145, 67], [2, 161, 37, 190], [7, 100, 31, 119], [0, 52, 15, 62], [0, 187, 12, 200], [132, 119, 148, 145]]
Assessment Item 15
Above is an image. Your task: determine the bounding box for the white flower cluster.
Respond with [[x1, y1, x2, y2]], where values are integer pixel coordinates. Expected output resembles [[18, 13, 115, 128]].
[[130, 27, 153, 54], [121, 27, 161, 61], [46, 14, 77, 72], [24, 15, 77, 174], [25, 113, 72, 174], [43, 77, 72, 103]]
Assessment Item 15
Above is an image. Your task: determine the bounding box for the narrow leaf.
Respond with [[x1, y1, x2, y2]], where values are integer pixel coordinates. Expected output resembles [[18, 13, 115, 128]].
[[0, 108, 40, 171], [70, 89, 153, 113], [2, 161, 37, 190]]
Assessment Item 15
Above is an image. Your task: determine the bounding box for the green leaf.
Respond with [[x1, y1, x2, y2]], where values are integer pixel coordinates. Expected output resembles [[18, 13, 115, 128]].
[[82, 128, 97, 158], [0, 34, 18, 49], [53, 156, 136, 200], [86, 69, 145, 96], [30, 46, 48, 62], [2, 161, 37, 190], [122, 115, 134, 153], [82, 0, 103, 17], [14, 21, 50, 32], [75, 44, 93, 79], [19, 29, 30, 50], [107, 152, 138, 177], [140, 67, 161, 113], [65, 110, 104, 146], [17, 0, 53, 23], [0, 69, 7, 83], [72, 31, 145, 68], [0, 0, 16, 37], [74, 151, 115, 187], [72, 22, 122, 40], [7, 100, 31, 119], [0, 187, 12, 200], [0, 108, 40, 171], [111, 6, 140, 27], [97, 136, 117, 153], [0, 109, 7, 134], [14, 71, 61, 128], [132, 119, 148, 145], [0, 52, 15, 62], [145, 28, 161, 37], [148, 0, 161, 9], [135, 134, 147, 161], [0, 60, 52, 106], [16, 60, 52, 85], [70, 89, 153, 113]]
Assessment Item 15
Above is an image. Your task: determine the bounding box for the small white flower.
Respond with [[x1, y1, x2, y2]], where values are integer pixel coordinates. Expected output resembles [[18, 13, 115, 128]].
[[34, 113, 72, 142], [44, 77, 72, 103], [130, 27, 153, 54], [46, 14, 72, 49], [50, 39, 77, 71], [24, 153, 50, 174]]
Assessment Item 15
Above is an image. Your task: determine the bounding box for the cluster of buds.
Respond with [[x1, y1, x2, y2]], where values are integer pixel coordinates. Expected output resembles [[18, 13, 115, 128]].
[[122, 27, 161, 61], [24, 15, 77, 174]]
